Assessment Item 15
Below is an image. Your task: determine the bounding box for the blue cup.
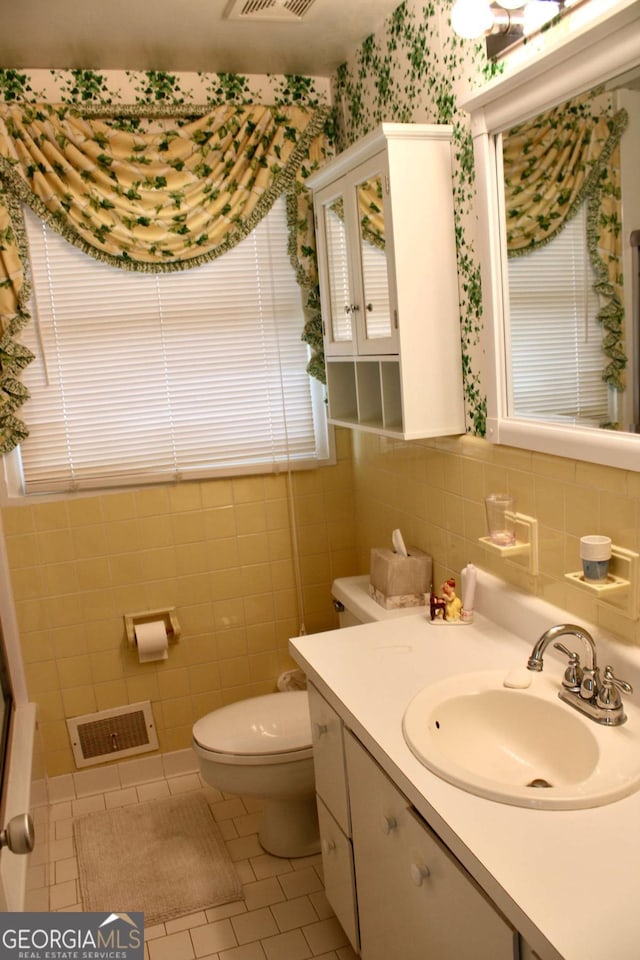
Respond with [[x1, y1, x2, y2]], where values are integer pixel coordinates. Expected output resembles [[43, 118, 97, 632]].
[[580, 535, 611, 583], [581, 558, 610, 583]]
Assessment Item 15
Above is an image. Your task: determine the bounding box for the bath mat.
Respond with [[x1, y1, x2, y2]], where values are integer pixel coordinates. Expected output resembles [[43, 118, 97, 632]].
[[74, 792, 244, 924]]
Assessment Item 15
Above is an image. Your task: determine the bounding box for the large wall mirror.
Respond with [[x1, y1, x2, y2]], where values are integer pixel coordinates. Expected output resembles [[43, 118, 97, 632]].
[[463, 1, 640, 470]]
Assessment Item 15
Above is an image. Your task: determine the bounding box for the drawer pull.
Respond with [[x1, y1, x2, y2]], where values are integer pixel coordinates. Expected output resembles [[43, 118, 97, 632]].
[[381, 815, 397, 835], [322, 838, 337, 855], [410, 863, 430, 886], [313, 722, 329, 738]]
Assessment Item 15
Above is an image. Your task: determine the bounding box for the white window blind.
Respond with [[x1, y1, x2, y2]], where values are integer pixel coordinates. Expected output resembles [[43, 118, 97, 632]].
[[507, 202, 611, 425], [360, 237, 392, 340], [17, 197, 328, 494]]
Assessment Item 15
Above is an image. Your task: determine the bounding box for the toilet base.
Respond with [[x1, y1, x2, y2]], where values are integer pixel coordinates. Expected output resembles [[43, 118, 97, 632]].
[[259, 794, 320, 858]]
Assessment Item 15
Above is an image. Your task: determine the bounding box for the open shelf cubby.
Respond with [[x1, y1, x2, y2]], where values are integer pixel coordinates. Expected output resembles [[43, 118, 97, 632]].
[[326, 361, 358, 423], [326, 358, 405, 436]]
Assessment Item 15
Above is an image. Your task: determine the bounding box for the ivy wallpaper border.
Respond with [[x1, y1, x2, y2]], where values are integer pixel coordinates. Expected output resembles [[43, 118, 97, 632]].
[[0, 68, 332, 108]]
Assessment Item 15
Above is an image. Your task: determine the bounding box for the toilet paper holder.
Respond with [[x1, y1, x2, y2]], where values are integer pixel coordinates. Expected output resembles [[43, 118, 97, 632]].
[[124, 608, 181, 647]]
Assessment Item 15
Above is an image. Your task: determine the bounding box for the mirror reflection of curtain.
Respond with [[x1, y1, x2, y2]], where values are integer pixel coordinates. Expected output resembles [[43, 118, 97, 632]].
[[327, 180, 385, 248], [357, 178, 385, 250], [0, 102, 330, 451], [502, 94, 628, 397]]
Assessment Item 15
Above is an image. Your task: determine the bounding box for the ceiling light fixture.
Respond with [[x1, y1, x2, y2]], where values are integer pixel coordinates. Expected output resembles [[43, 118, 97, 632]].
[[450, 0, 568, 58]]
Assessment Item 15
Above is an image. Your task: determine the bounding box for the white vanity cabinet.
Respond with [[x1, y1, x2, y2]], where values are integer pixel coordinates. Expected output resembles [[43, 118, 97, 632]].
[[307, 683, 359, 952], [344, 730, 518, 960], [307, 124, 465, 440], [309, 680, 520, 960]]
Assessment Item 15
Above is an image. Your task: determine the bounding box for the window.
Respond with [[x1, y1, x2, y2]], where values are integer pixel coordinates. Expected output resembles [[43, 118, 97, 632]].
[[507, 202, 612, 425], [13, 198, 329, 495]]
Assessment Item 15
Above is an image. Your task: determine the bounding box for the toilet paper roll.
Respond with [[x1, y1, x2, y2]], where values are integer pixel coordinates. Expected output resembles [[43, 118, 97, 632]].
[[134, 620, 169, 663]]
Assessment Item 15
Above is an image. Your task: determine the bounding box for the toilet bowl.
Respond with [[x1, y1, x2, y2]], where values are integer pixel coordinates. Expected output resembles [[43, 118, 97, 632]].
[[192, 690, 317, 858], [192, 575, 420, 858]]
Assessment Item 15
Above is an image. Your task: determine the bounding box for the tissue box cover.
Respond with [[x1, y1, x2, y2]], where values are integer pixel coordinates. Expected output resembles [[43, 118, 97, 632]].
[[369, 547, 432, 609]]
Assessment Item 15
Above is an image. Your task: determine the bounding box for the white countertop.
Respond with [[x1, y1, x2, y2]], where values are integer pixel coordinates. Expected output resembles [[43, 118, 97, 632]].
[[290, 572, 640, 960]]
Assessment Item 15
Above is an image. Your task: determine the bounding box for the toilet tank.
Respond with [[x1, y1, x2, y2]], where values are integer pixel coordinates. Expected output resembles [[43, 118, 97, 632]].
[[332, 575, 426, 626]]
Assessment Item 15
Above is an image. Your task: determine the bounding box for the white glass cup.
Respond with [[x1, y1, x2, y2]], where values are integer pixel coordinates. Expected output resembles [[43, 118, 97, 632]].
[[579, 535, 612, 583], [484, 494, 516, 546]]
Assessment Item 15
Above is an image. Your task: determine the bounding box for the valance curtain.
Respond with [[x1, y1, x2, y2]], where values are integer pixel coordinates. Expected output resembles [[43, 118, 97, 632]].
[[502, 98, 628, 390], [0, 102, 330, 452]]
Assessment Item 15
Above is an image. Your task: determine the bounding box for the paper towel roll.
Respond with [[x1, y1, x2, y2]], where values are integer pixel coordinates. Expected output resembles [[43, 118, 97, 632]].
[[135, 620, 169, 663]]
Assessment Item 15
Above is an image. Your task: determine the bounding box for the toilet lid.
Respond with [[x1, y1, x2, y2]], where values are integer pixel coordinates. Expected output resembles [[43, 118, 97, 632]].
[[192, 691, 312, 757]]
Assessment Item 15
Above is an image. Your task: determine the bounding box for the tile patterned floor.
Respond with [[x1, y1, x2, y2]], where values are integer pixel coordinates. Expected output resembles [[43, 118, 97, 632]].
[[27, 771, 358, 960]]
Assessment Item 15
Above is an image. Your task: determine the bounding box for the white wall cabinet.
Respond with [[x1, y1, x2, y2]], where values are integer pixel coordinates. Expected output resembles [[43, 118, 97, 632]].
[[308, 123, 465, 440]]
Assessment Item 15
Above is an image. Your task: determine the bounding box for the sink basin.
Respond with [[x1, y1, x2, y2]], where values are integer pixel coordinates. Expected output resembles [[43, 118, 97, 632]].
[[402, 669, 640, 809]]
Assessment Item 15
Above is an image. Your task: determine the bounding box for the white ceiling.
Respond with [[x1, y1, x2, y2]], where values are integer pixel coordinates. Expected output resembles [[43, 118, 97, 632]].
[[0, 0, 401, 76]]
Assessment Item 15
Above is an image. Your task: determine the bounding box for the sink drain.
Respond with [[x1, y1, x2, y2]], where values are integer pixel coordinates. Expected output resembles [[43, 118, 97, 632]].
[[527, 778, 553, 789]]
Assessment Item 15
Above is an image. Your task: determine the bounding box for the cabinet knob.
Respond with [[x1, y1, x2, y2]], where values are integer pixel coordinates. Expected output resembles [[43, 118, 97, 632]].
[[322, 838, 336, 855], [380, 815, 397, 835], [409, 863, 430, 886], [313, 722, 328, 738]]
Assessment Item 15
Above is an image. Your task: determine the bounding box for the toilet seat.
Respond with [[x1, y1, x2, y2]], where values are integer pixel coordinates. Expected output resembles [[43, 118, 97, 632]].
[[192, 691, 313, 766]]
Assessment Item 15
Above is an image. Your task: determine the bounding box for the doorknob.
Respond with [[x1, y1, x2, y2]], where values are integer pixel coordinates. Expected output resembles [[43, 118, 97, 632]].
[[0, 813, 35, 855]]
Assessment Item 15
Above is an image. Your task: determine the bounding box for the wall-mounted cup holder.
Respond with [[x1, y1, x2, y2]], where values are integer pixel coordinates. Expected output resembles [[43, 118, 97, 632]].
[[565, 545, 639, 619], [479, 512, 539, 575]]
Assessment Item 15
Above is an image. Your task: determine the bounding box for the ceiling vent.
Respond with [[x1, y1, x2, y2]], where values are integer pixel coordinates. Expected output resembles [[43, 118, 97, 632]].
[[224, 0, 317, 22]]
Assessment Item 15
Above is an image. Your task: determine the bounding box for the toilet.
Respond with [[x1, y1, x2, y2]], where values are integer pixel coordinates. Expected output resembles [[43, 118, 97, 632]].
[[191, 575, 421, 858]]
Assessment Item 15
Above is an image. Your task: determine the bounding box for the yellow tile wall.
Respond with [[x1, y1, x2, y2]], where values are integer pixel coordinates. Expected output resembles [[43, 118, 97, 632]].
[[9, 423, 640, 778], [2, 429, 356, 776], [352, 432, 640, 646]]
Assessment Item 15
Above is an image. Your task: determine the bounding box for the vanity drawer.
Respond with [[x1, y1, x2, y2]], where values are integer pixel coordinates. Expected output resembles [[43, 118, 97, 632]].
[[308, 682, 350, 834], [316, 797, 359, 953]]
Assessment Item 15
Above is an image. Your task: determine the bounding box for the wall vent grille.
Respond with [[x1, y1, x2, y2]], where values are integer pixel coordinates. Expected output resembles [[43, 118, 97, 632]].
[[224, 0, 317, 22], [67, 701, 158, 768]]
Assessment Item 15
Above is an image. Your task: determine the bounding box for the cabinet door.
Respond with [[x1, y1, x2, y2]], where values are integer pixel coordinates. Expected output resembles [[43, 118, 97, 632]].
[[314, 156, 399, 358], [307, 683, 350, 834], [315, 184, 356, 356], [345, 732, 517, 960], [317, 798, 359, 953], [352, 159, 398, 356]]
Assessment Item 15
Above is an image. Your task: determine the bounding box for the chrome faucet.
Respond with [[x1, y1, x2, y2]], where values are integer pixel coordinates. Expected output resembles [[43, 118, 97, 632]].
[[526, 623, 633, 726]]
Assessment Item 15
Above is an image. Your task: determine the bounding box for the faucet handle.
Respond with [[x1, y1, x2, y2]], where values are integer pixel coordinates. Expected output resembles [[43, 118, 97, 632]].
[[603, 665, 633, 694], [553, 642, 583, 691], [596, 665, 633, 711]]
